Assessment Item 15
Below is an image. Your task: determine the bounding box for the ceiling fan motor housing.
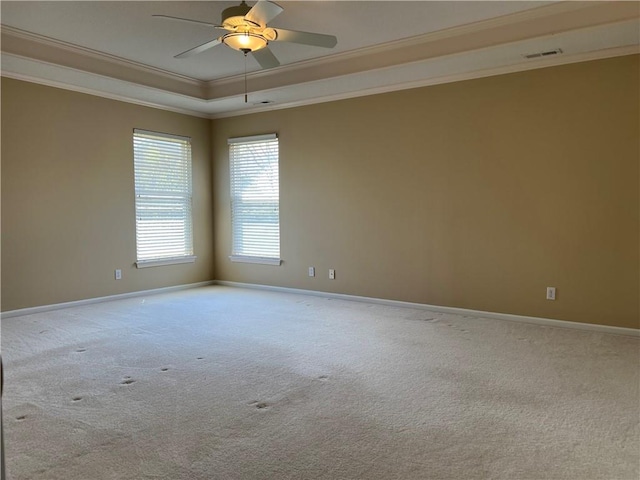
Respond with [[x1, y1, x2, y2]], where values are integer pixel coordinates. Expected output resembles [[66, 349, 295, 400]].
[[222, 1, 254, 27]]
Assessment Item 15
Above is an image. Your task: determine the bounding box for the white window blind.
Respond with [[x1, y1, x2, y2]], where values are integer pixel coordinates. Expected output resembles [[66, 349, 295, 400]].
[[229, 134, 280, 265], [133, 129, 194, 266]]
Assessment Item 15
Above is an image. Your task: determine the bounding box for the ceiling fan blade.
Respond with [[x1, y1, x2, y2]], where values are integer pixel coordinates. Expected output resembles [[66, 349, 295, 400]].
[[251, 47, 280, 69], [174, 38, 222, 58], [153, 15, 224, 30], [273, 28, 337, 48], [245, 0, 283, 27]]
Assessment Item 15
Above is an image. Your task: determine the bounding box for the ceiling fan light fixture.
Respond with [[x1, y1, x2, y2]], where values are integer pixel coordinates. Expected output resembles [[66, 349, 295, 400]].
[[222, 32, 268, 52]]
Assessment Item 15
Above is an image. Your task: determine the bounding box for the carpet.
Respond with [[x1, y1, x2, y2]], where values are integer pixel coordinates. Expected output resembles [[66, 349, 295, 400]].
[[1, 286, 638, 479]]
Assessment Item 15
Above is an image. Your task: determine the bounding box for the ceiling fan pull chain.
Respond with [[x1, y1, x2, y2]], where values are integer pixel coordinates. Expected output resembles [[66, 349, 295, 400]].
[[244, 51, 248, 103]]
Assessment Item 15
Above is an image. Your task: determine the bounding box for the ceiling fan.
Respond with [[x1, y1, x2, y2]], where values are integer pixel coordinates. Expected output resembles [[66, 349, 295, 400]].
[[154, 0, 338, 70]]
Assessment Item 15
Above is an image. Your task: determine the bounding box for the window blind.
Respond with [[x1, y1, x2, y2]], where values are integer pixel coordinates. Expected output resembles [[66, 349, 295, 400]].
[[133, 129, 193, 263], [229, 134, 280, 262]]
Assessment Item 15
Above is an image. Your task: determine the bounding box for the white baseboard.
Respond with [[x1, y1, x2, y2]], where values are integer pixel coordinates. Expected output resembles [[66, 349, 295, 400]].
[[215, 280, 639, 338], [0, 281, 216, 319], [3, 279, 636, 337]]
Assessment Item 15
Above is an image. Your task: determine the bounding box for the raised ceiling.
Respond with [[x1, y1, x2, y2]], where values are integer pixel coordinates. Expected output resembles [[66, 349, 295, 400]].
[[1, 1, 638, 118]]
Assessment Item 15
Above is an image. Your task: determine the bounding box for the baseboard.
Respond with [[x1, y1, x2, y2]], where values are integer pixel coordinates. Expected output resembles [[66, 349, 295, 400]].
[[3, 279, 636, 337], [215, 280, 639, 337], [0, 281, 216, 319]]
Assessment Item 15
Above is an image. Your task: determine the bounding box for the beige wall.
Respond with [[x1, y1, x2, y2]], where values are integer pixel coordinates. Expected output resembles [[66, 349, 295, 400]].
[[2, 55, 638, 328], [212, 55, 639, 329], [1, 78, 213, 311]]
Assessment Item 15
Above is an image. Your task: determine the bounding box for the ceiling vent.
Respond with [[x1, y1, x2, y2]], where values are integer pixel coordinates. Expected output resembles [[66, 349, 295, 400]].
[[523, 48, 563, 59]]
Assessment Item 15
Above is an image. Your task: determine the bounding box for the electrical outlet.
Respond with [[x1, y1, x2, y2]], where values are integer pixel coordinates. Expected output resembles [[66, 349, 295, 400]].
[[115, 269, 122, 280], [546, 286, 556, 300], [308, 267, 315, 277], [329, 269, 335, 280]]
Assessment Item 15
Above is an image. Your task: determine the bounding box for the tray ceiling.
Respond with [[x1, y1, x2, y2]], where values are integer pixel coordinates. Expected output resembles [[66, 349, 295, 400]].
[[1, 1, 638, 118]]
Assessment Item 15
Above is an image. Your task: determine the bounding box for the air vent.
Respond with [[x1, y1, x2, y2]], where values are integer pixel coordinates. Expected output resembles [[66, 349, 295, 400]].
[[523, 48, 563, 59]]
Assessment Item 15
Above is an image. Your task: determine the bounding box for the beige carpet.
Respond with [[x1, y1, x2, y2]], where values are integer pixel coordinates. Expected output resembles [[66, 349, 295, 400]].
[[1, 286, 638, 480]]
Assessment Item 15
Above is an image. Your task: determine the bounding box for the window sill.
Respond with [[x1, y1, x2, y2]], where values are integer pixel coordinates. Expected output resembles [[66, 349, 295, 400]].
[[136, 256, 197, 269], [229, 255, 282, 266]]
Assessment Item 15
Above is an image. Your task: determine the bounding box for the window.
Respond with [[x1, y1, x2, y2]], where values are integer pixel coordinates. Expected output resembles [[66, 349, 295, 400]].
[[229, 134, 280, 265], [133, 129, 195, 267]]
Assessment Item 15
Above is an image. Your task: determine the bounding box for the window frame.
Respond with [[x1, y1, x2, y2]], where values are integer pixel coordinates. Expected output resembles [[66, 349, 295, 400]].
[[228, 133, 281, 266], [133, 129, 196, 268]]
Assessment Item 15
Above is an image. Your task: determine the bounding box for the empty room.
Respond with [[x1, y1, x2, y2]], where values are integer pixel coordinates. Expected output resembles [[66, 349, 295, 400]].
[[1, 1, 638, 479]]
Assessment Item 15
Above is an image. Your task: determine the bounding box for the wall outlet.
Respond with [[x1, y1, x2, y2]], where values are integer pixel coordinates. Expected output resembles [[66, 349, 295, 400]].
[[308, 267, 315, 277], [329, 269, 335, 280], [115, 269, 122, 280], [546, 286, 556, 300]]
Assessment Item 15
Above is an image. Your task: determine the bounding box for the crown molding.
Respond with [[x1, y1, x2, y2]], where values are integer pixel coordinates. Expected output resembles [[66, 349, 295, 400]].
[[1, 1, 638, 117], [4, 1, 637, 103], [205, 1, 640, 100], [1, 24, 206, 98], [210, 45, 640, 119], [5, 44, 636, 121], [1, 55, 211, 119]]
